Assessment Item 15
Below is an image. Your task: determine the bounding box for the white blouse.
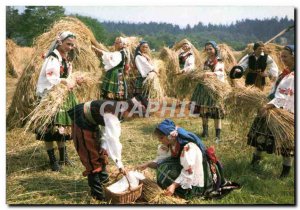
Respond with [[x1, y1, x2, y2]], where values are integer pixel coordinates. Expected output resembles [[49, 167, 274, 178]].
[[268, 72, 294, 113], [135, 55, 155, 78], [36, 49, 71, 97], [154, 142, 205, 189], [101, 51, 123, 71], [238, 53, 279, 78], [180, 51, 195, 73], [101, 113, 124, 169], [212, 62, 226, 82]]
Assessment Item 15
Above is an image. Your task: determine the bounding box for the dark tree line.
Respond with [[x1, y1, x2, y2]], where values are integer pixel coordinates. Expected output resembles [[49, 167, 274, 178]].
[[101, 17, 294, 50], [6, 6, 294, 51]]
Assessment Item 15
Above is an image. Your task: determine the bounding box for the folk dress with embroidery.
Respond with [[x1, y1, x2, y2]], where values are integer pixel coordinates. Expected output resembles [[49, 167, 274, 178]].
[[179, 51, 195, 73], [101, 49, 128, 100]]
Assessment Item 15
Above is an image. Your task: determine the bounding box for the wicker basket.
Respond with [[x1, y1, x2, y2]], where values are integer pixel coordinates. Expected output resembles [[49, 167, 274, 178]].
[[105, 173, 143, 204]]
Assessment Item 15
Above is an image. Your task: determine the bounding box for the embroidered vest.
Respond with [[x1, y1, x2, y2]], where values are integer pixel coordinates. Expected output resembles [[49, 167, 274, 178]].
[[248, 54, 268, 72]]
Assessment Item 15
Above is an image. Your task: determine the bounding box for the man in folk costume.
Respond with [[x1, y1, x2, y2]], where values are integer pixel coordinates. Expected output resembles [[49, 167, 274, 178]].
[[36, 31, 83, 171], [92, 37, 130, 100], [247, 45, 294, 178], [68, 96, 147, 200], [137, 119, 239, 199], [134, 40, 155, 101], [178, 42, 195, 73], [231, 41, 279, 90], [190, 41, 226, 143]]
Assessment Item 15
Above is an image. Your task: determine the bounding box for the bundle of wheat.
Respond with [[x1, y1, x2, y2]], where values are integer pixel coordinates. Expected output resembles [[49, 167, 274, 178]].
[[142, 59, 165, 101], [176, 70, 232, 104], [7, 16, 106, 129], [6, 39, 18, 77], [24, 72, 99, 134], [158, 47, 180, 97], [225, 86, 268, 123], [141, 178, 187, 204], [266, 108, 294, 155]]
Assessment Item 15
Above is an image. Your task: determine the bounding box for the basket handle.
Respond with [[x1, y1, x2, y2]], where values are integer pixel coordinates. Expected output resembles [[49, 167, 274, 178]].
[[115, 172, 132, 191]]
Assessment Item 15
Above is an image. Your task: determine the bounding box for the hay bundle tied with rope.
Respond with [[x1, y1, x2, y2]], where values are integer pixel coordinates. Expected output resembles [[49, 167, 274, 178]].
[[7, 16, 107, 129], [142, 59, 165, 101], [141, 178, 187, 204], [266, 108, 294, 155]]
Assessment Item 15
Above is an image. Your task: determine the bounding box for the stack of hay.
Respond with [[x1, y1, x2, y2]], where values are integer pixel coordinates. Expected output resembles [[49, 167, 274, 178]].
[[6, 39, 34, 78], [7, 16, 107, 129]]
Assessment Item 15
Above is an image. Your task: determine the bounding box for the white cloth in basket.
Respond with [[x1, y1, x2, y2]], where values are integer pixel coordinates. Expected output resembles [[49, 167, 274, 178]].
[[107, 171, 145, 194]]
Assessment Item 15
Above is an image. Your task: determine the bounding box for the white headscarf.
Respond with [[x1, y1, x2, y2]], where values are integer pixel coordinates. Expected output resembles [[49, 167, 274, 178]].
[[45, 31, 76, 58]]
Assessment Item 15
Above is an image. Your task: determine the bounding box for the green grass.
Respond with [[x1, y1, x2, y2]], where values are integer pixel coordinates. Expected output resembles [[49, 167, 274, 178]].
[[6, 117, 295, 205]]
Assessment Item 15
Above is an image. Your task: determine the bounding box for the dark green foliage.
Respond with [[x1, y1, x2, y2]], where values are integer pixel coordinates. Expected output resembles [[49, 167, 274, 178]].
[[6, 6, 65, 46]]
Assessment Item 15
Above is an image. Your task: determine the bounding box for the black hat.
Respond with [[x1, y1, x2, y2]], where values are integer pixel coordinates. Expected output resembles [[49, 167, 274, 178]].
[[229, 66, 244, 79]]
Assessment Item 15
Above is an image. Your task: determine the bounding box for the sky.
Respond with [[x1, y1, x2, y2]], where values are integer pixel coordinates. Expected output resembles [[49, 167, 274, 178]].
[[63, 6, 294, 28]]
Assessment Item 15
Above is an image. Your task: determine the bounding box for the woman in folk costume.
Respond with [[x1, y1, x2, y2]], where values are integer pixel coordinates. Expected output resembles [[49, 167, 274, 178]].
[[92, 37, 129, 100], [231, 41, 279, 90], [67, 96, 147, 200], [190, 41, 226, 142], [134, 40, 155, 99], [248, 45, 295, 178], [179, 42, 195, 73], [36, 31, 83, 171], [137, 119, 239, 199]]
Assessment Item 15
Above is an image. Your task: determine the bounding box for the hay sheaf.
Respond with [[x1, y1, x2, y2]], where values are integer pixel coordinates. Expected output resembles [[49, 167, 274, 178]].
[[141, 178, 187, 204], [6, 39, 34, 78], [176, 70, 232, 105], [159, 47, 180, 97], [7, 16, 106, 129], [224, 86, 268, 123], [266, 108, 294, 155], [24, 72, 99, 134], [142, 59, 165, 101]]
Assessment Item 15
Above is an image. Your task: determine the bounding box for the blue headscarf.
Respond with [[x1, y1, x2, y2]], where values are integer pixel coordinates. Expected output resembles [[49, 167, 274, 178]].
[[284, 45, 295, 56], [156, 119, 206, 155], [205, 40, 219, 56], [134, 40, 148, 59]]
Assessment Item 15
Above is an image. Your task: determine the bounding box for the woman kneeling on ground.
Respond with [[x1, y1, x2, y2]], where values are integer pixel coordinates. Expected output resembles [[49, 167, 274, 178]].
[[137, 119, 239, 200]]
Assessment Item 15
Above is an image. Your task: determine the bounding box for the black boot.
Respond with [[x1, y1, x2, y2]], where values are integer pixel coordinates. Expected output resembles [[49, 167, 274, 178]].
[[201, 124, 209, 138], [58, 146, 74, 166], [99, 166, 109, 185], [47, 149, 61, 171], [88, 173, 105, 200], [215, 129, 221, 143], [280, 165, 291, 178], [250, 153, 262, 166]]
